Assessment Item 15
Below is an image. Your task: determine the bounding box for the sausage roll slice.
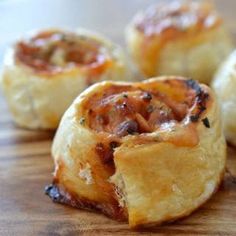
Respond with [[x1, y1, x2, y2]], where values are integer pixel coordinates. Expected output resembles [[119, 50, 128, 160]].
[[1, 28, 130, 129], [212, 50, 236, 146], [126, 0, 233, 84], [46, 76, 226, 228]]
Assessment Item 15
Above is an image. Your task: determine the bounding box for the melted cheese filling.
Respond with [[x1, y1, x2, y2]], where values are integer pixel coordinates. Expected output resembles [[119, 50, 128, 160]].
[[85, 81, 197, 137], [134, 0, 221, 36], [15, 30, 108, 74]]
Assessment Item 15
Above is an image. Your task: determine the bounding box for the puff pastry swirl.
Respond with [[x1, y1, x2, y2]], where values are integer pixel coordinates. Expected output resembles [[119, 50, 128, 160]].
[[126, 0, 233, 84], [46, 76, 226, 228], [212, 50, 236, 146], [0, 28, 130, 129]]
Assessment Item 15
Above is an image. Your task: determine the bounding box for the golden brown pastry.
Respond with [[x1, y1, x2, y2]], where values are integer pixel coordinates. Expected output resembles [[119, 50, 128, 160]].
[[46, 76, 226, 228], [126, 0, 233, 84], [0, 28, 130, 129], [212, 50, 236, 146]]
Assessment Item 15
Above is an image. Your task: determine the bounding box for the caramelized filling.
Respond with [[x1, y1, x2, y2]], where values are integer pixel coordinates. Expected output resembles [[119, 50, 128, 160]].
[[134, 0, 221, 36], [15, 30, 109, 74], [84, 79, 203, 137]]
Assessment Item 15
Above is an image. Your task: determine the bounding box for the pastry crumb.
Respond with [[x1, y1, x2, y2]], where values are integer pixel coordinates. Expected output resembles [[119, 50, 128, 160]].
[[78, 163, 94, 185]]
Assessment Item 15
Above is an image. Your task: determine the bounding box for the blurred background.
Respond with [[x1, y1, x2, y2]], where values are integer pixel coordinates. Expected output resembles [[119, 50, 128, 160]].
[[0, 0, 235, 65]]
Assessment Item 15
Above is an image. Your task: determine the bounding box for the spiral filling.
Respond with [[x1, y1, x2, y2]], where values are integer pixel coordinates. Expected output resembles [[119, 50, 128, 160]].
[[15, 30, 108, 73], [134, 1, 221, 36], [85, 80, 205, 137]]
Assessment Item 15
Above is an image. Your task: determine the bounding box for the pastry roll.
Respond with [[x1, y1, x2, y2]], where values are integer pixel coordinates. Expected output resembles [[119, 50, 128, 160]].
[[126, 0, 233, 84], [0, 28, 130, 129], [46, 76, 226, 228], [212, 50, 236, 146]]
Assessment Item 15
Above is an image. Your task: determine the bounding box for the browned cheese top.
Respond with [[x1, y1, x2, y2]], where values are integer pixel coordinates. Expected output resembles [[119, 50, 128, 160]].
[[134, 0, 222, 37], [81, 79, 210, 148], [15, 30, 112, 76]]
